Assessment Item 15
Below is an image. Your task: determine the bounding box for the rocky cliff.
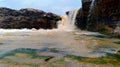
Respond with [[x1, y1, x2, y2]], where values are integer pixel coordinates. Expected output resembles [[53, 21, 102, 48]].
[[76, 0, 92, 29], [76, 0, 120, 37], [0, 8, 61, 29]]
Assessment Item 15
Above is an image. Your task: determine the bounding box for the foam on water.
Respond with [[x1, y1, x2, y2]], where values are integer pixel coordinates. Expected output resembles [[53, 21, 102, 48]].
[[0, 28, 31, 33], [74, 31, 103, 36]]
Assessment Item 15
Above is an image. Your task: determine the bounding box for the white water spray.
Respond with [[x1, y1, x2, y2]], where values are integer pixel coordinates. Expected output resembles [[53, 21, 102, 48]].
[[87, 0, 95, 29], [90, 0, 95, 10], [88, 0, 95, 17], [58, 9, 79, 31]]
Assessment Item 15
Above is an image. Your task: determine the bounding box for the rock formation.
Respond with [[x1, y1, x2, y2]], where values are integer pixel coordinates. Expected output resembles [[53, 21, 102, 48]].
[[0, 8, 61, 29], [76, 0, 92, 29], [76, 0, 120, 37]]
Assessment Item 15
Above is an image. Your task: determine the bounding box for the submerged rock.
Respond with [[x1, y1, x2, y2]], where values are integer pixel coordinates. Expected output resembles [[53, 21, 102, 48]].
[[0, 7, 61, 29]]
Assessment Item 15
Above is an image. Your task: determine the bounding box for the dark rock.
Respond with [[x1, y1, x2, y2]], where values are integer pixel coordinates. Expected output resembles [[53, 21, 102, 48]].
[[87, 0, 120, 31], [0, 7, 61, 29], [76, 0, 120, 37], [66, 11, 69, 15], [117, 50, 120, 55], [76, 0, 92, 29]]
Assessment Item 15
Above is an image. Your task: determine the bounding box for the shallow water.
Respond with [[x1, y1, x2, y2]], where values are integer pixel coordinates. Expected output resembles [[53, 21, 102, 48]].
[[0, 29, 120, 56], [0, 29, 120, 67]]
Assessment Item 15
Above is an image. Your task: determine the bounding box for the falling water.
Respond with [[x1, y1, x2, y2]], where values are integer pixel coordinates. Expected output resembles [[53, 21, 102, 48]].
[[86, 0, 95, 29], [68, 9, 79, 25], [58, 9, 79, 31], [90, 0, 95, 11], [88, 0, 95, 17]]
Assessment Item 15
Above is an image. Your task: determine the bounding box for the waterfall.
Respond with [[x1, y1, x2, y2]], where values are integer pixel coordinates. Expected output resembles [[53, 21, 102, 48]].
[[86, 0, 95, 29], [88, 0, 95, 17], [90, 0, 95, 10], [58, 9, 79, 31]]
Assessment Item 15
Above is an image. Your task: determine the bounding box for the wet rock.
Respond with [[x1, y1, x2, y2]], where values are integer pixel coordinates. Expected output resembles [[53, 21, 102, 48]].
[[87, 0, 120, 32], [0, 7, 61, 29], [76, 0, 120, 38], [76, 0, 92, 29], [117, 50, 120, 55], [66, 11, 69, 15]]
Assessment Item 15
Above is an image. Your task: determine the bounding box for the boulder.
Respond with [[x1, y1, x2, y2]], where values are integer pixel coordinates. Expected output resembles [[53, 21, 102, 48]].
[[0, 7, 61, 29]]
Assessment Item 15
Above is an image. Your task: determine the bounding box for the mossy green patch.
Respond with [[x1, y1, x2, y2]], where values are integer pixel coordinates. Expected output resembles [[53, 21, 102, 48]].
[[49, 48, 59, 53], [27, 64, 39, 67], [0, 48, 54, 60], [94, 35, 107, 38], [64, 55, 83, 61], [114, 41, 120, 44], [64, 54, 120, 65], [0, 58, 40, 67], [98, 28, 110, 35], [47, 58, 66, 67]]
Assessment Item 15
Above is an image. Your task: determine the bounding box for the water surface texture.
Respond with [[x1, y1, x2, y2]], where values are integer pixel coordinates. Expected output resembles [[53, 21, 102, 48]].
[[0, 29, 120, 67]]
